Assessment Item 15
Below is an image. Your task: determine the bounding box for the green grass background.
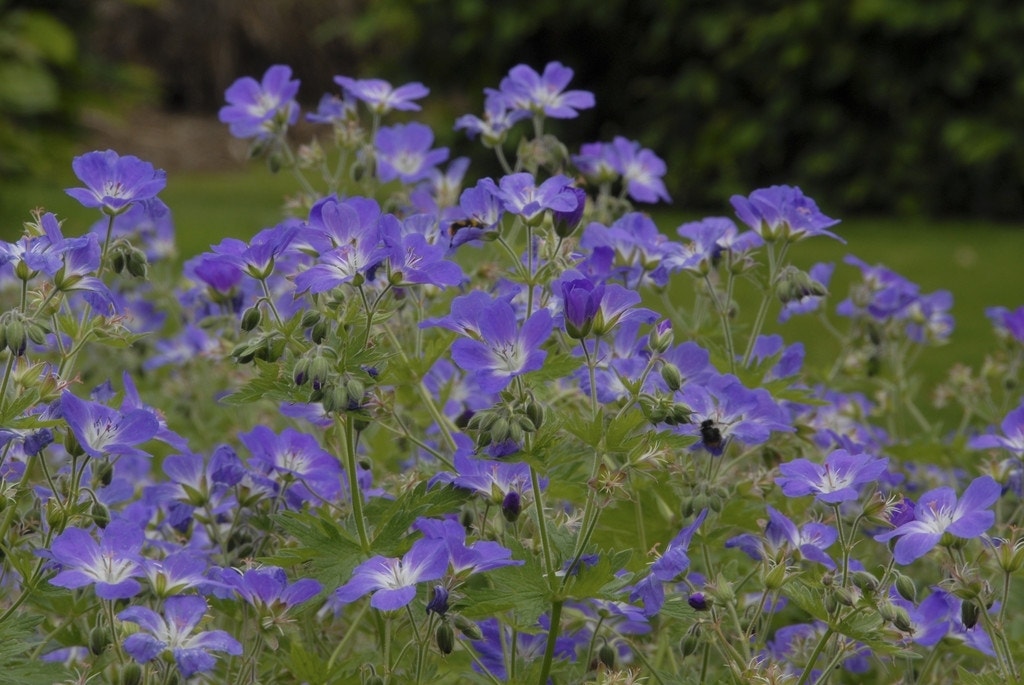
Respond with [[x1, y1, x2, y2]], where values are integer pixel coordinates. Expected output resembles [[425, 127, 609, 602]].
[[3, 165, 1022, 389]]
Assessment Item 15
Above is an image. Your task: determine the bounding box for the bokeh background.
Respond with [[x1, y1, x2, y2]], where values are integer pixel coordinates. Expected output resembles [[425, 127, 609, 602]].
[[2, 0, 1023, 384], [4, 0, 1024, 216]]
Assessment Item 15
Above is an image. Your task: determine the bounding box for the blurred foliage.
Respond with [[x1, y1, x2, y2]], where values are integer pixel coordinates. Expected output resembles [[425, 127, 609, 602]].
[[0, 0, 78, 177], [316, 0, 1024, 218], [0, 0, 156, 184], [11, 0, 1024, 218]]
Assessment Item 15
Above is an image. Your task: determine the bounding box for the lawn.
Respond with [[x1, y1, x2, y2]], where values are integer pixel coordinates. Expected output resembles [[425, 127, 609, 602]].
[[3, 165, 1022, 389]]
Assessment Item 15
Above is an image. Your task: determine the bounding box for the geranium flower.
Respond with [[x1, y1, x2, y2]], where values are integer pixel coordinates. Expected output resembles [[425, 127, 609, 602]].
[[726, 506, 837, 569], [334, 538, 449, 610], [119, 595, 242, 678], [969, 402, 1024, 456], [218, 64, 300, 140], [239, 426, 342, 506], [61, 390, 160, 460], [334, 76, 429, 114], [374, 123, 449, 184], [498, 61, 595, 119], [677, 374, 793, 455], [874, 476, 1000, 564], [730, 185, 843, 243], [986, 305, 1024, 343], [776, 449, 889, 504], [413, 517, 522, 575], [482, 172, 579, 224], [450, 296, 553, 393], [65, 150, 167, 215], [455, 89, 530, 145], [609, 137, 671, 204], [48, 519, 145, 600], [211, 565, 322, 612]]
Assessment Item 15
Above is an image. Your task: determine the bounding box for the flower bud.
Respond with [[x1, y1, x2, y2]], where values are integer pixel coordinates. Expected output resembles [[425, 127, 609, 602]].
[[118, 663, 143, 685], [598, 642, 616, 670], [436, 622, 455, 655], [301, 310, 322, 329], [648, 319, 673, 354], [501, 491, 522, 523], [95, 459, 114, 488], [240, 306, 262, 332], [850, 570, 879, 595], [4, 320, 26, 356], [961, 600, 980, 629], [679, 624, 701, 658], [311, 319, 329, 344], [126, 248, 149, 278], [453, 614, 482, 640], [92, 502, 111, 529], [553, 187, 587, 238], [426, 585, 449, 616], [525, 399, 545, 431], [894, 572, 917, 602], [89, 625, 110, 656], [764, 563, 789, 590], [688, 592, 711, 611], [660, 363, 683, 392]]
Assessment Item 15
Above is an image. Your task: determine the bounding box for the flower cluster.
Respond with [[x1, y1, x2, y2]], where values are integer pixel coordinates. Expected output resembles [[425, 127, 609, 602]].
[[0, 60, 1020, 685]]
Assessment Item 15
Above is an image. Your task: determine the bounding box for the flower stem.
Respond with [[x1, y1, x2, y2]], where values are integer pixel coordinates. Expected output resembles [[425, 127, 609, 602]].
[[536, 599, 563, 685]]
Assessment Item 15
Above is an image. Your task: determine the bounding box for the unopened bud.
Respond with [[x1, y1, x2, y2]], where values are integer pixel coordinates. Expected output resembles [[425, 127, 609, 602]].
[[679, 624, 701, 658], [118, 663, 143, 685], [92, 501, 110, 529], [453, 614, 482, 640], [240, 306, 262, 332], [436, 622, 455, 655], [89, 625, 110, 655], [598, 643, 616, 670], [661, 363, 683, 392], [501, 491, 522, 522], [961, 600, 981, 629], [894, 572, 917, 602]]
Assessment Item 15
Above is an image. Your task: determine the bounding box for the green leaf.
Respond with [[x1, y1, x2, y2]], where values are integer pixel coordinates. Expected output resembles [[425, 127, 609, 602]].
[[562, 548, 633, 601], [223, 358, 291, 405], [955, 667, 1008, 685], [0, 614, 68, 684], [521, 350, 583, 386], [459, 540, 550, 627], [367, 483, 471, 557], [264, 511, 364, 589]]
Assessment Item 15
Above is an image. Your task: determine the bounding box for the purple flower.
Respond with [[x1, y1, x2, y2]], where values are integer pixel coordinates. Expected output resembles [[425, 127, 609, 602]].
[[334, 76, 429, 114], [414, 517, 522, 575], [375, 122, 449, 184], [293, 233, 389, 295], [379, 215, 464, 287], [483, 172, 579, 224], [970, 402, 1024, 456], [499, 61, 595, 119], [579, 212, 685, 288], [305, 92, 356, 125], [986, 305, 1024, 343], [239, 426, 342, 505], [776, 449, 889, 504], [875, 476, 1000, 564], [677, 374, 793, 455], [430, 436, 535, 500], [779, 262, 834, 322], [119, 595, 242, 678], [450, 296, 553, 393], [334, 538, 449, 611], [218, 64, 300, 140], [631, 510, 708, 616], [730, 185, 843, 243], [574, 141, 619, 184], [455, 89, 530, 145], [561, 277, 605, 339], [609, 137, 671, 204], [212, 565, 322, 611], [48, 519, 145, 599], [65, 150, 167, 215], [726, 506, 837, 569], [61, 390, 160, 460]]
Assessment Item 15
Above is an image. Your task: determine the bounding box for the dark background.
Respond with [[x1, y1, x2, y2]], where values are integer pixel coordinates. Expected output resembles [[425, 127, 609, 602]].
[[5, 0, 1024, 218]]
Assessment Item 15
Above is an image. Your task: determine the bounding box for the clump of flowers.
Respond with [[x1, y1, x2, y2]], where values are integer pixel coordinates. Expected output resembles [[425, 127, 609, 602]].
[[0, 61, 1020, 685]]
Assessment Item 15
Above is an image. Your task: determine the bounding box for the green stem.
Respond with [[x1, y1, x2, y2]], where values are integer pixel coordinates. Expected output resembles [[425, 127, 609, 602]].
[[530, 466, 554, 580], [795, 626, 834, 685], [338, 414, 371, 552], [536, 599, 563, 685]]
